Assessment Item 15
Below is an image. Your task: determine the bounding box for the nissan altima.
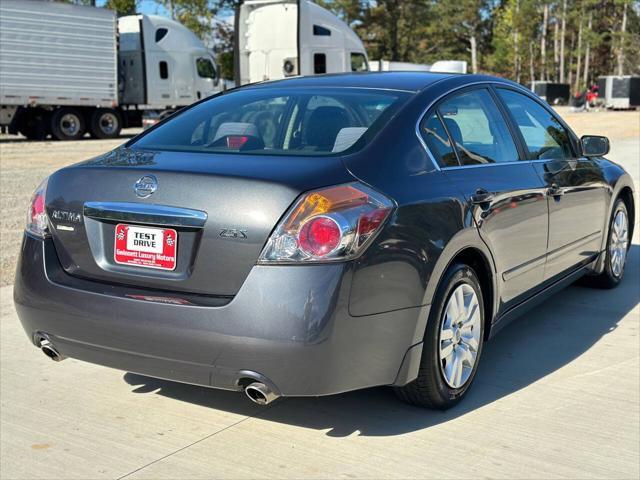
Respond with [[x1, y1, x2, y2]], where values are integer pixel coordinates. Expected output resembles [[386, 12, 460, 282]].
[[14, 73, 635, 409]]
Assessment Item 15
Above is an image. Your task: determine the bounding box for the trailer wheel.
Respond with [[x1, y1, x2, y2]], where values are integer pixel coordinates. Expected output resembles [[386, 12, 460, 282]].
[[18, 109, 48, 140], [51, 107, 85, 140], [89, 108, 122, 139]]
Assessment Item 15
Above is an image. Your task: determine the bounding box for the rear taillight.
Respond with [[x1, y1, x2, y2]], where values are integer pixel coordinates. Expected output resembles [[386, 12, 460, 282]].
[[259, 182, 394, 263], [26, 178, 49, 238]]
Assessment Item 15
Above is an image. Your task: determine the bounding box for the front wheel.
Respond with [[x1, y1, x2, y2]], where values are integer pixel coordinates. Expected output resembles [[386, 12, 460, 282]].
[[584, 199, 630, 289], [395, 263, 485, 409]]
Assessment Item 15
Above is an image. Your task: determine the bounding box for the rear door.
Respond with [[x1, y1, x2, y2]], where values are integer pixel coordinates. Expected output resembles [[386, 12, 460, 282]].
[[420, 87, 549, 308], [494, 87, 608, 280]]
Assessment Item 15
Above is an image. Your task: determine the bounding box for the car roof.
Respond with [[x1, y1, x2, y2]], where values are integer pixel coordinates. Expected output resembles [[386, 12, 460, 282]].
[[240, 71, 460, 93]]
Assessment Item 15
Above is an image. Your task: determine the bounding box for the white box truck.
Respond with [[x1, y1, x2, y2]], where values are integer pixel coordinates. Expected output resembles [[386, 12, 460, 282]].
[[235, 0, 369, 86], [0, 0, 221, 140]]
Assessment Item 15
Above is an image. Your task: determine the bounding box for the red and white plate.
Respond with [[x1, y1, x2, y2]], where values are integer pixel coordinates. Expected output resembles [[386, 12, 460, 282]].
[[114, 224, 177, 271]]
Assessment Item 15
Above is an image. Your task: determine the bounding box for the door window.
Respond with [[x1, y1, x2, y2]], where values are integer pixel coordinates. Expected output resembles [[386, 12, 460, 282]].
[[196, 57, 216, 79], [435, 89, 519, 165], [351, 53, 368, 72], [314, 53, 326, 74], [496, 89, 574, 160]]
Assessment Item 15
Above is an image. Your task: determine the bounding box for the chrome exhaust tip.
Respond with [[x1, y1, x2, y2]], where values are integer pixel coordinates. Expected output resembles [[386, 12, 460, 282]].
[[39, 339, 65, 362], [245, 382, 279, 405]]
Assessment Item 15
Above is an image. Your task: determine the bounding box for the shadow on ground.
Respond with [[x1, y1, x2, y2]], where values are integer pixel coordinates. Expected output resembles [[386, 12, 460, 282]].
[[124, 245, 639, 437]]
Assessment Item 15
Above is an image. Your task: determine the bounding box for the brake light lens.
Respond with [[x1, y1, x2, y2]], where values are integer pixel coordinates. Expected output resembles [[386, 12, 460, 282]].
[[259, 183, 394, 263], [26, 178, 49, 238], [227, 136, 249, 149]]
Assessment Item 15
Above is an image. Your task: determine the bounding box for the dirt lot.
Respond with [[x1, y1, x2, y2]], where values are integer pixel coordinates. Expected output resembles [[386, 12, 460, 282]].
[[556, 106, 640, 139], [1, 109, 639, 286], [0, 130, 140, 285]]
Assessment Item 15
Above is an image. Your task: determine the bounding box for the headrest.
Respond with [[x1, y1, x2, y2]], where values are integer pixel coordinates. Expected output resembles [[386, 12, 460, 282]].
[[332, 127, 368, 152], [213, 122, 259, 142]]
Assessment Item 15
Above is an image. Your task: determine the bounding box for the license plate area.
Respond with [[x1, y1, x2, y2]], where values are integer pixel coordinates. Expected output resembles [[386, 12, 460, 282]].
[[114, 223, 177, 271]]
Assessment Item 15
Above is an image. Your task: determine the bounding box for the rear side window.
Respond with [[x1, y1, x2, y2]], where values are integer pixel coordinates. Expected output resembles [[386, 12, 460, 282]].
[[314, 53, 326, 74], [155, 28, 168, 42], [497, 89, 574, 160], [159, 61, 168, 79], [132, 88, 410, 156], [313, 25, 331, 36], [436, 89, 519, 165], [420, 113, 459, 167]]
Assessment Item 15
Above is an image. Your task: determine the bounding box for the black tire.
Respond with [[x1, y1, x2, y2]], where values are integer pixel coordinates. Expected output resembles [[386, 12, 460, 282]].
[[50, 107, 85, 141], [395, 263, 485, 409], [583, 199, 630, 289], [89, 108, 122, 139], [18, 110, 48, 140]]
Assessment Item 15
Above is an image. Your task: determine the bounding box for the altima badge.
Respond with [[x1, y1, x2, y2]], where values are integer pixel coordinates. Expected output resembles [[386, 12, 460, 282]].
[[134, 175, 158, 198]]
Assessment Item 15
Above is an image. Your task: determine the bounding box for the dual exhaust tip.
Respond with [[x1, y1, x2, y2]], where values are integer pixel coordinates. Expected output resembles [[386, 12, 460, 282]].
[[38, 335, 277, 405], [39, 339, 65, 362], [244, 382, 279, 405]]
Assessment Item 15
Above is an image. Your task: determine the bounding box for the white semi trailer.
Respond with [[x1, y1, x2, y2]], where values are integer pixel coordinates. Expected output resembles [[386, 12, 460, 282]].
[[0, 0, 221, 140], [235, 0, 369, 86], [369, 60, 468, 74]]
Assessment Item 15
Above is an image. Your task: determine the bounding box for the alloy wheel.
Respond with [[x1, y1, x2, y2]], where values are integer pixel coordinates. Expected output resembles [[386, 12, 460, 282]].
[[439, 283, 482, 389], [609, 209, 629, 278]]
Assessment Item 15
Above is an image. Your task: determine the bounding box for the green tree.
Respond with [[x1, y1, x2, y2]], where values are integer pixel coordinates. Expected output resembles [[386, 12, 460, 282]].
[[156, 0, 215, 39], [431, 0, 493, 73], [315, 0, 364, 27], [104, 0, 138, 16]]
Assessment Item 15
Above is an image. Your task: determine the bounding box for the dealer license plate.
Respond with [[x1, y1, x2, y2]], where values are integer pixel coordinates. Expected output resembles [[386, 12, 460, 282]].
[[114, 224, 177, 271]]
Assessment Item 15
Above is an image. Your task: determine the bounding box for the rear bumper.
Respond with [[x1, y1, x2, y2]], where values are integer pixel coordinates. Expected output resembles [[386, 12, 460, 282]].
[[14, 234, 427, 396]]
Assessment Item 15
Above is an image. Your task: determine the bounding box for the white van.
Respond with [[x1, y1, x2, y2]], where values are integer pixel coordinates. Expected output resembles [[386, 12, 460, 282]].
[[235, 0, 369, 85]]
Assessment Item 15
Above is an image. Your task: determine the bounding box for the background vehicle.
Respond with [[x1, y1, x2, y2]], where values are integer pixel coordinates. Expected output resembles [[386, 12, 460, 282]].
[[0, 0, 220, 140], [597, 75, 640, 110], [369, 60, 467, 74], [14, 73, 635, 410], [235, 0, 369, 86], [529, 81, 571, 105]]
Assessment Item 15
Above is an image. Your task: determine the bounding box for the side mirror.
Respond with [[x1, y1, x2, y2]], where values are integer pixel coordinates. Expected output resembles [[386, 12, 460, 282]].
[[581, 135, 610, 157]]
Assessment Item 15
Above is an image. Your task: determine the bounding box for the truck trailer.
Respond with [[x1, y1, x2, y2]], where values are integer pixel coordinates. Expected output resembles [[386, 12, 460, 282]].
[[0, 0, 221, 140]]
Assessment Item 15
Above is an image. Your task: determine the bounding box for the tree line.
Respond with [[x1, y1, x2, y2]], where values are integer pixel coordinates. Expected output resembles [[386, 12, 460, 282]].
[[67, 0, 640, 91]]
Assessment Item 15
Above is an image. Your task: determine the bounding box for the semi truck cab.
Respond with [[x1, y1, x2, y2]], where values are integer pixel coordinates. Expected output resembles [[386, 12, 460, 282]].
[[119, 14, 219, 107], [236, 0, 369, 86]]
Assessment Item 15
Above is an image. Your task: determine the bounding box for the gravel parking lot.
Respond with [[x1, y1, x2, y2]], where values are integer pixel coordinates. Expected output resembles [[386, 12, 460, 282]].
[[0, 110, 638, 479]]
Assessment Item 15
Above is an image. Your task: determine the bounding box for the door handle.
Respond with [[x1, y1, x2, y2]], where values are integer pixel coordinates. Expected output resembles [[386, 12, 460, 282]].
[[470, 189, 494, 205], [547, 184, 565, 198]]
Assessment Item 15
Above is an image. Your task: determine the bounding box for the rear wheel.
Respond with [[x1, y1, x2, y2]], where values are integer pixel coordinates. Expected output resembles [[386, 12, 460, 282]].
[[395, 263, 485, 409], [584, 199, 629, 289], [51, 107, 85, 141], [89, 108, 122, 139]]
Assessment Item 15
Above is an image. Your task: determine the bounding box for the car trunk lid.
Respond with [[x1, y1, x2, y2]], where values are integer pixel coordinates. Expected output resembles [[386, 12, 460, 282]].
[[45, 148, 353, 296]]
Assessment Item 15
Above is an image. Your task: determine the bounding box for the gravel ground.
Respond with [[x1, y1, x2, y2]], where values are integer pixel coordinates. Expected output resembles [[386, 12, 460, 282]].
[[0, 130, 140, 285], [1, 110, 638, 286]]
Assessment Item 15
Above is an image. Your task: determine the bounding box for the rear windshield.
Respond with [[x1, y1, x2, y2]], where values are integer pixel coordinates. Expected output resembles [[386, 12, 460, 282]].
[[131, 87, 411, 156]]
